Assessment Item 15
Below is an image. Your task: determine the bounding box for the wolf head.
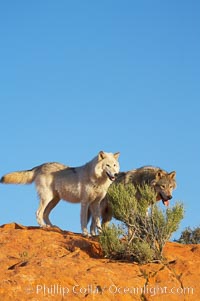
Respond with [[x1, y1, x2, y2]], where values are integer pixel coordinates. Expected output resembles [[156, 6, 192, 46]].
[[151, 170, 176, 206], [96, 151, 120, 181]]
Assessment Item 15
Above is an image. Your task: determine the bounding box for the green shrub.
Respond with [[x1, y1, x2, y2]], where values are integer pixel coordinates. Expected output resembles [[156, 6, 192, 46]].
[[99, 224, 125, 258], [99, 183, 184, 263], [176, 226, 200, 244]]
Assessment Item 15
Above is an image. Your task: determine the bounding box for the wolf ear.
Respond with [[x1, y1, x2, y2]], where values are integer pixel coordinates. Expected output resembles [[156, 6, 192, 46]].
[[156, 170, 166, 179], [151, 170, 164, 186], [151, 170, 166, 186], [169, 171, 176, 179], [114, 152, 120, 160], [98, 151, 106, 161]]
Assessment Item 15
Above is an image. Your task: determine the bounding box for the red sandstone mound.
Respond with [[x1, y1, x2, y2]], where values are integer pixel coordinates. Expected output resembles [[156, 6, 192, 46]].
[[0, 223, 199, 301]]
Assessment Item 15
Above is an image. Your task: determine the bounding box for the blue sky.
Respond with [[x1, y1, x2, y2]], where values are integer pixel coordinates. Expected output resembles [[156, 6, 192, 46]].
[[0, 1, 199, 239]]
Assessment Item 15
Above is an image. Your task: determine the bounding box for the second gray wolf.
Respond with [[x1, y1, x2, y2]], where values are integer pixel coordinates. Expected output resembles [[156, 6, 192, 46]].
[[99, 166, 177, 228], [0, 151, 120, 236]]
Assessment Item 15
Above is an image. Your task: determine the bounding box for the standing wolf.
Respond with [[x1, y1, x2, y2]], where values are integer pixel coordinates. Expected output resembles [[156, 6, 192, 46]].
[[0, 151, 120, 236], [99, 166, 177, 227]]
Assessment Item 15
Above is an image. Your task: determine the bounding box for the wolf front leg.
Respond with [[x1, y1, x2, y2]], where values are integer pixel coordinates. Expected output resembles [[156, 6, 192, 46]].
[[80, 201, 90, 236], [89, 200, 102, 236]]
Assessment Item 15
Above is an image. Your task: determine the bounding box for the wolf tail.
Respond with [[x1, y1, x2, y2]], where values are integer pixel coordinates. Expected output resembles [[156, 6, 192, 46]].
[[0, 167, 38, 184]]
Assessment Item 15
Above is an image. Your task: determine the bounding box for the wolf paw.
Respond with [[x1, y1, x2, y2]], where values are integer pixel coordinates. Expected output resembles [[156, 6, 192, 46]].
[[82, 233, 91, 238], [90, 230, 96, 236], [82, 229, 91, 237]]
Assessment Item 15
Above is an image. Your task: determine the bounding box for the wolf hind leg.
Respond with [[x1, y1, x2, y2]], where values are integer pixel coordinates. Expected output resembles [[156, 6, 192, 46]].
[[36, 204, 48, 227], [43, 196, 60, 226], [36, 190, 56, 227]]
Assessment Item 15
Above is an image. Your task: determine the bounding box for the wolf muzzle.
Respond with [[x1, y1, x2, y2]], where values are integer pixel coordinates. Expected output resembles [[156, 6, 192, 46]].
[[106, 172, 118, 181], [161, 195, 172, 206]]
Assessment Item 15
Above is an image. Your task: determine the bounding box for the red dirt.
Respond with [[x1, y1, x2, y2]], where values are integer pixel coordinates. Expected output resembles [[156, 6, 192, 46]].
[[0, 223, 199, 301]]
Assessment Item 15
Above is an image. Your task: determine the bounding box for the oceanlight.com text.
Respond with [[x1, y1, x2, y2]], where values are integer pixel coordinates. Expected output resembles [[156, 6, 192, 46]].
[[108, 284, 194, 296]]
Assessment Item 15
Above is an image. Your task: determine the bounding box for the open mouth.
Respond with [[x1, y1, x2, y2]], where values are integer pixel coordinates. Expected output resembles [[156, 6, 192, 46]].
[[159, 193, 170, 206], [162, 199, 169, 206], [106, 172, 116, 181]]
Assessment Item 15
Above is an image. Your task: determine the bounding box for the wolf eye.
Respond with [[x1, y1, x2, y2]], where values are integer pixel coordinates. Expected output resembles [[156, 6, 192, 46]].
[[160, 185, 166, 189], [106, 164, 111, 168]]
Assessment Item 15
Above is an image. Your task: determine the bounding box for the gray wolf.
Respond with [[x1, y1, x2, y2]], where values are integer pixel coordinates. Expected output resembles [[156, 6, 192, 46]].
[[99, 166, 177, 227], [0, 151, 120, 236]]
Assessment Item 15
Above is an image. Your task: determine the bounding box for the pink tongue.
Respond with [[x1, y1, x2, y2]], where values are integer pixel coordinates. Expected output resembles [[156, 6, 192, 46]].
[[163, 200, 169, 206]]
